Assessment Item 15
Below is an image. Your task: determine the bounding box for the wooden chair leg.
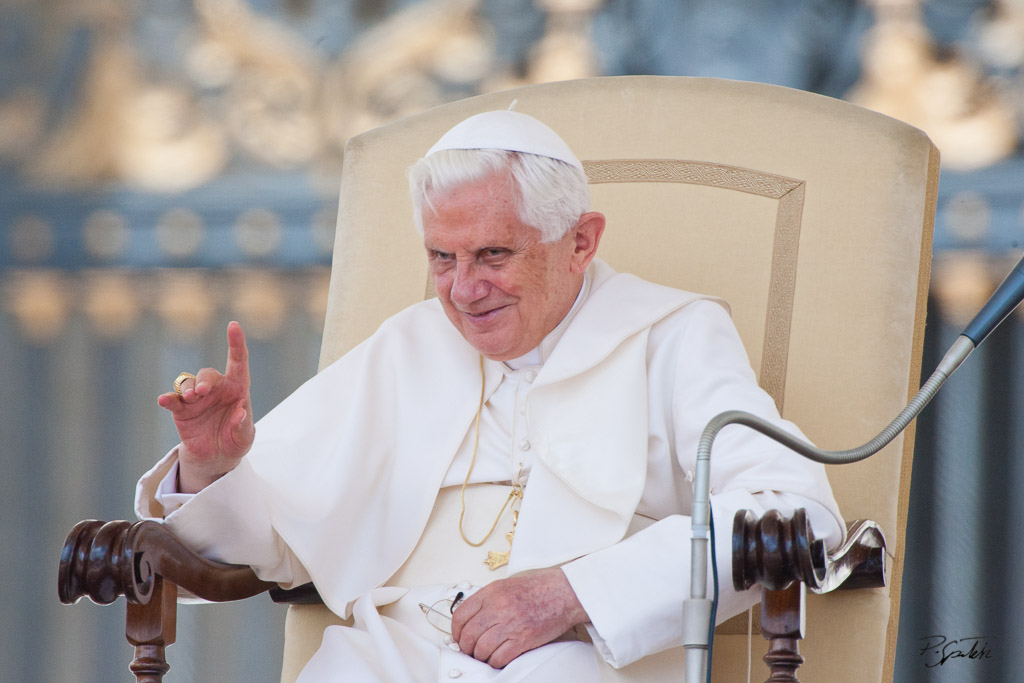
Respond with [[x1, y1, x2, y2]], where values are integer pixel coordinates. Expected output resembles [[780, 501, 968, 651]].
[[761, 581, 805, 682], [125, 577, 177, 683]]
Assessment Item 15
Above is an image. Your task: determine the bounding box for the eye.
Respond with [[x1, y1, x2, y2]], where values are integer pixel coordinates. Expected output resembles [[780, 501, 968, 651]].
[[427, 250, 455, 273], [481, 248, 510, 264], [429, 249, 454, 262]]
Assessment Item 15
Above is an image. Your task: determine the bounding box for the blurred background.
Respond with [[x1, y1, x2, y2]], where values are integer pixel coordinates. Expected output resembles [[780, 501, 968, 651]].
[[2, 0, 1022, 681]]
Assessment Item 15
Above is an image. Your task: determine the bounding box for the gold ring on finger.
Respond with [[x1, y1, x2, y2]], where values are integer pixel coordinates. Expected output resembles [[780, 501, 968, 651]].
[[173, 372, 197, 398]]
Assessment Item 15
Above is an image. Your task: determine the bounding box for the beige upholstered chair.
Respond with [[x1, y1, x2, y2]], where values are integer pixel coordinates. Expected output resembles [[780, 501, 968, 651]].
[[295, 76, 936, 682], [59, 76, 937, 682]]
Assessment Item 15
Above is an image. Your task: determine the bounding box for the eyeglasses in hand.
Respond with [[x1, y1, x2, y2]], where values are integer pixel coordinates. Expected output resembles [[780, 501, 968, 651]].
[[418, 591, 465, 635]]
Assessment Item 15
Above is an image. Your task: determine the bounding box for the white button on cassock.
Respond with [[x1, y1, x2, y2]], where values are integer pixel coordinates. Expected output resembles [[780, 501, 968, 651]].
[[448, 669, 462, 678], [518, 439, 531, 451]]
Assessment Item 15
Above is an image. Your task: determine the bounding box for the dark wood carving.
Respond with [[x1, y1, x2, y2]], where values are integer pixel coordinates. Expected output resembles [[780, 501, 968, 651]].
[[733, 508, 826, 592], [761, 582, 804, 682], [59, 519, 276, 605], [732, 508, 888, 682], [125, 576, 176, 683], [58, 520, 277, 681]]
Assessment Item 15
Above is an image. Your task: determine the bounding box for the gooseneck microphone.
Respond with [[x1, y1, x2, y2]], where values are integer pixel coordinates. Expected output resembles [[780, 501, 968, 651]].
[[963, 254, 1024, 345], [683, 253, 1024, 683]]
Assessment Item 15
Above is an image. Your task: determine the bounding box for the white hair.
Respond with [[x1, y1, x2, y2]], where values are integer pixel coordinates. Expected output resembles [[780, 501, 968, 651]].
[[407, 148, 591, 243]]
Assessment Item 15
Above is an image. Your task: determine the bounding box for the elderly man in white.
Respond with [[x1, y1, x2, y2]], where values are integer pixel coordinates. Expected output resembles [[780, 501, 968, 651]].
[[137, 110, 844, 681]]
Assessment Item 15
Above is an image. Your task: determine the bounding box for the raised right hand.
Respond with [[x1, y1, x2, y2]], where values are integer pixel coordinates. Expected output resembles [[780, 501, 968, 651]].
[[157, 321, 256, 493]]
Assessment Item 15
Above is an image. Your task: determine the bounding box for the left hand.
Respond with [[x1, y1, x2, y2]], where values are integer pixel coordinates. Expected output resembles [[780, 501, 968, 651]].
[[450, 568, 589, 668]]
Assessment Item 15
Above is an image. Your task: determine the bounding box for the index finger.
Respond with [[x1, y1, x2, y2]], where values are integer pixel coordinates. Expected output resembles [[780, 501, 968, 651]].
[[224, 321, 250, 386]]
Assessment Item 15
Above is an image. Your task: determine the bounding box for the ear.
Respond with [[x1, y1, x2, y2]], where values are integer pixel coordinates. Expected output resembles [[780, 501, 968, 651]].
[[568, 211, 606, 274]]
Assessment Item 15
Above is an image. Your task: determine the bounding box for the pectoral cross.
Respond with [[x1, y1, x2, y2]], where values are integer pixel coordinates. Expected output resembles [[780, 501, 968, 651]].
[[484, 509, 518, 570]]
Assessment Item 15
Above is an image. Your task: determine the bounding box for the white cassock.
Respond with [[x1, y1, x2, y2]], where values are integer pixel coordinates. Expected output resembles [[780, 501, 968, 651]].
[[137, 259, 844, 681]]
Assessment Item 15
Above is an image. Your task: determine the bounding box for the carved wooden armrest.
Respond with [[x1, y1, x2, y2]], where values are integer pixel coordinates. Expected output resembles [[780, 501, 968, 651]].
[[731, 509, 887, 682], [58, 519, 278, 682]]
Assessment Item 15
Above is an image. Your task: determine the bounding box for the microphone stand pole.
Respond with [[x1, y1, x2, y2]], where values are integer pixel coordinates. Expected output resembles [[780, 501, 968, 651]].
[[682, 253, 1024, 683]]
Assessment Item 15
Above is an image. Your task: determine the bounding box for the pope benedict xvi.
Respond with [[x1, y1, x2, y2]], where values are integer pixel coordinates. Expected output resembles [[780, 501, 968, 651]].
[[136, 109, 844, 681]]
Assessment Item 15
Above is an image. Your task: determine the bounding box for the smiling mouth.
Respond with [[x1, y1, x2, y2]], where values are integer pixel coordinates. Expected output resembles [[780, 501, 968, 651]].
[[463, 305, 509, 323]]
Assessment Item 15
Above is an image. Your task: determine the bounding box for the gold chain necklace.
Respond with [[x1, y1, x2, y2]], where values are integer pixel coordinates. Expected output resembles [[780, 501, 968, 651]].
[[458, 354, 524, 570]]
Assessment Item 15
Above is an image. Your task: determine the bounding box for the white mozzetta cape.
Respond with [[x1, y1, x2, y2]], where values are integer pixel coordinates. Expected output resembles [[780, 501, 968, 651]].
[[137, 259, 842, 669]]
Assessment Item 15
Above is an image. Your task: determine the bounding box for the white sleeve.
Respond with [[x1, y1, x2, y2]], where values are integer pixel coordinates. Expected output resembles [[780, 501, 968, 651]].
[[154, 460, 195, 514], [134, 447, 202, 518], [563, 490, 838, 667], [135, 447, 182, 520], [134, 449, 311, 589], [563, 300, 844, 667]]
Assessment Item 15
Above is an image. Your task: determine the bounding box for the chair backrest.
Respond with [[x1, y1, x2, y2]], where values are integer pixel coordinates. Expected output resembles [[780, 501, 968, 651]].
[[309, 76, 937, 682]]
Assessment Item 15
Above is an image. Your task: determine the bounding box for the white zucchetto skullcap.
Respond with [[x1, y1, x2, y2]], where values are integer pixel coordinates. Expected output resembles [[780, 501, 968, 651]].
[[425, 108, 584, 171]]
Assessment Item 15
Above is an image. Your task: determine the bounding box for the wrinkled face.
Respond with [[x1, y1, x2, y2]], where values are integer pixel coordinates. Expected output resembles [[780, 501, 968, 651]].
[[422, 171, 583, 361]]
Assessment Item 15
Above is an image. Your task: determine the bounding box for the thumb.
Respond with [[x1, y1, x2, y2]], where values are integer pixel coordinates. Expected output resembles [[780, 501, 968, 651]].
[[230, 403, 255, 448]]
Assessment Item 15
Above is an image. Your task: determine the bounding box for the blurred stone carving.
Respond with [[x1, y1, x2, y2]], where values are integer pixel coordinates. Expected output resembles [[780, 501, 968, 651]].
[[83, 210, 130, 261], [972, 1, 1024, 142], [155, 271, 217, 341], [322, 0, 490, 142], [528, 0, 600, 83], [192, 0, 322, 168], [27, 40, 229, 191], [9, 0, 607, 193], [235, 208, 283, 258], [117, 83, 229, 191], [156, 209, 205, 259], [849, 7, 1019, 170], [931, 251, 999, 325], [230, 270, 287, 338], [5, 271, 69, 343], [0, 90, 46, 164], [974, 0, 1024, 70], [944, 190, 992, 243], [83, 272, 141, 339], [9, 215, 55, 263]]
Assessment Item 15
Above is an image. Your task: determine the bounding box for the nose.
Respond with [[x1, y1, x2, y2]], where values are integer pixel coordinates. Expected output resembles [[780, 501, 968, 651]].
[[450, 260, 488, 306]]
